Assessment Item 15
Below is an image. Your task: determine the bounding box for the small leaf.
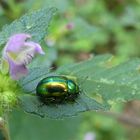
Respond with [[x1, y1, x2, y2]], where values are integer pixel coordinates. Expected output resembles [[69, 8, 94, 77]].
[[0, 7, 56, 46], [19, 54, 140, 118]]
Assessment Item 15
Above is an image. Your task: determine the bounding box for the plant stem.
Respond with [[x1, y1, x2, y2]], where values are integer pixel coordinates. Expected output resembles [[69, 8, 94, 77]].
[[0, 117, 10, 140]]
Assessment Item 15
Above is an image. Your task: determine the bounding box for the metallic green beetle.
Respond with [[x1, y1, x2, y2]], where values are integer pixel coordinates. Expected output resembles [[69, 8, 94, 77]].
[[36, 76, 79, 104]]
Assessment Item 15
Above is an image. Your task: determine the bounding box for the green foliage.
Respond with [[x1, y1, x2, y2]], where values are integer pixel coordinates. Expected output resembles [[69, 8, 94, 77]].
[[19, 54, 140, 118], [57, 54, 140, 102], [0, 74, 19, 115], [9, 110, 81, 140], [77, 111, 127, 140], [44, 0, 140, 64], [0, 7, 56, 47], [0, 0, 140, 140]]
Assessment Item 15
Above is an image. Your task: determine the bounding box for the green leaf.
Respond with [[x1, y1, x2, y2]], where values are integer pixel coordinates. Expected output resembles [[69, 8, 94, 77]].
[[0, 7, 56, 46], [19, 55, 111, 118], [57, 54, 140, 101], [19, 54, 140, 118], [9, 110, 81, 140], [19, 65, 107, 119], [20, 94, 106, 119]]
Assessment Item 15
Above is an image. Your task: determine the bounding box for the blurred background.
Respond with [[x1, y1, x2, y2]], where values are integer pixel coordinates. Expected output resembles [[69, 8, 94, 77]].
[[0, 0, 140, 140]]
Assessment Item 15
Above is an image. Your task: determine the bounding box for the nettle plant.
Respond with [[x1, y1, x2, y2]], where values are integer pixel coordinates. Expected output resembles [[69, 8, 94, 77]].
[[0, 7, 140, 140]]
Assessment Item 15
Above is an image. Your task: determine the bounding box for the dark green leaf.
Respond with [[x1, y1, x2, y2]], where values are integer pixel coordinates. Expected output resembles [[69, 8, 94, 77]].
[[0, 7, 56, 46], [20, 94, 107, 119], [9, 110, 81, 140], [19, 54, 140, 118]]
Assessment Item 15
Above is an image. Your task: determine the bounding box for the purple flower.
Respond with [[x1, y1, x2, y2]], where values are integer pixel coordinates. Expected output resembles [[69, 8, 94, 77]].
[[84, 132, 96, 140], [1, 33, 45, 80]]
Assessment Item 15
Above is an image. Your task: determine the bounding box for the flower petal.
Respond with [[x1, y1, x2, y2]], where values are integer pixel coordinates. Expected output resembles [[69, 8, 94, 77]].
[[4, 33, 31, 53], [24, 41, 45, 55], [7, 55, 28, 80], [2, 33, 45, 80]]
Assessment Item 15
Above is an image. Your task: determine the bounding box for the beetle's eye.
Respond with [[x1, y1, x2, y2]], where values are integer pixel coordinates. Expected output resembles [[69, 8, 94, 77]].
[[68, 80, 76, 93]]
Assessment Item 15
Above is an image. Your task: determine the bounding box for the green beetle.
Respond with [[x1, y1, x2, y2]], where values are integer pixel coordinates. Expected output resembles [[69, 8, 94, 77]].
[[36, 76, 79, 104]]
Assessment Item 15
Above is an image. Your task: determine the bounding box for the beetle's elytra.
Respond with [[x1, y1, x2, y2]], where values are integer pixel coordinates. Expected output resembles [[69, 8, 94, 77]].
[[36, 76, 79, 104]]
